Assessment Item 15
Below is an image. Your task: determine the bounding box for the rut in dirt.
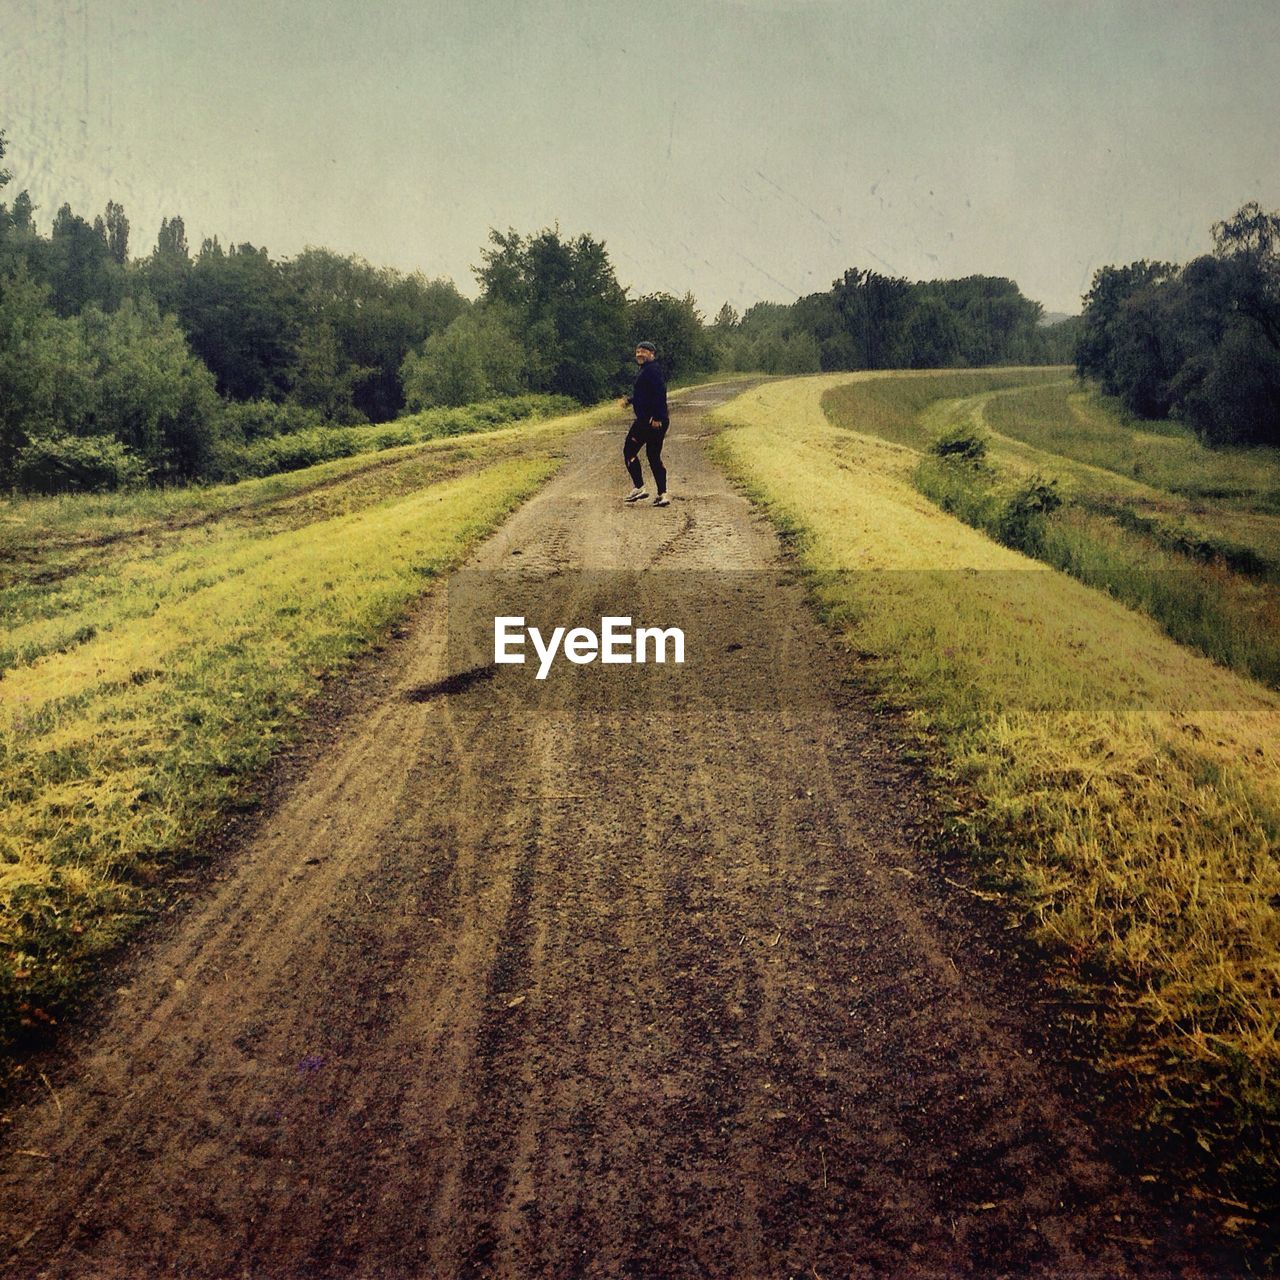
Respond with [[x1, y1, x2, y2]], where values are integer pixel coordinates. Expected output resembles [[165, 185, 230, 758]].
[[0, 382, 1234, 1278]]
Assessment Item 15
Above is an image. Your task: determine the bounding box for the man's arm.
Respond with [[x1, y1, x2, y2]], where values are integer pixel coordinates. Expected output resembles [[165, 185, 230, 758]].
[[649, 366, 669, 428]]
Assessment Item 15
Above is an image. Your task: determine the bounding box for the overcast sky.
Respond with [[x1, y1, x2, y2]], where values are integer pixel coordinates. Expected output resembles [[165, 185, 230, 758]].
[[4, 0, 1279, 317]]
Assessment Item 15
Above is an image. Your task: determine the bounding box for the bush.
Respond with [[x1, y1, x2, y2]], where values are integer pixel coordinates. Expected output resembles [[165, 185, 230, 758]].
[[401, 309, 525, 410], [914, 454, 1000, 527], [916, 455, 1061, 557], [929, 424, 988, 461], [222, 399, 324, 442], [13, 434, 148, 493], [214, 395, 576, 481], [995, 476, 1063, 555]]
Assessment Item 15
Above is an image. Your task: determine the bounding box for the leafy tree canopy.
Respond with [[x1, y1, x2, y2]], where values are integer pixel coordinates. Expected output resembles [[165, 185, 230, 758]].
[[477, 226, 629, 402]]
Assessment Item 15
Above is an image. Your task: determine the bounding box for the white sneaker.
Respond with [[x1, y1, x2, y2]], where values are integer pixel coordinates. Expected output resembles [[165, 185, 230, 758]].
[[653, 493, 670, 507], [625, 488, 649, 503]]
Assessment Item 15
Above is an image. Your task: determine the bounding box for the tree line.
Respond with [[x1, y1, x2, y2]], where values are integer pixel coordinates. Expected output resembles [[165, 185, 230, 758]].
[[1075, 203, 1280, 447], [1, 125, 1076, 494], [710, 271, 1078, 376]]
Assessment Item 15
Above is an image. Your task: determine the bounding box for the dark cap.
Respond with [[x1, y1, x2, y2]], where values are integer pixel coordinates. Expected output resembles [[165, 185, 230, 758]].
[[636, 341, 657, 353]]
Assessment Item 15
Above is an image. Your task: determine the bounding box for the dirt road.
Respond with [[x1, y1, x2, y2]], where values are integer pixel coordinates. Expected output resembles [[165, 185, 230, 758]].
[[0, 384, 1231, 1277]]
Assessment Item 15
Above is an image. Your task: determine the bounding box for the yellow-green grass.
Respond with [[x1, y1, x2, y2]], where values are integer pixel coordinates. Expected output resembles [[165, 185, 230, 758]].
[[834, 377, 1280, 690], [710, 374, 1280, 1202], [819, 366, 1069, 453], [984, 382, 1280, 504], [1, 408, 614, 660], [971, 382, 1280, 575], [0, 401, 602, 570], [0, 405, 599, 1063]]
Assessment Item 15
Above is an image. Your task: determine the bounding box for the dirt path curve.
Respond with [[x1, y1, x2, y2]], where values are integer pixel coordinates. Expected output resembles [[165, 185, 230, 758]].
[[0, 383, 1230, 1278]]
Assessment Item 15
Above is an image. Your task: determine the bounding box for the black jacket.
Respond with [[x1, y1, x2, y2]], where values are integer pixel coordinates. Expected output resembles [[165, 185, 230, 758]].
[[627, 361, 669, 428]]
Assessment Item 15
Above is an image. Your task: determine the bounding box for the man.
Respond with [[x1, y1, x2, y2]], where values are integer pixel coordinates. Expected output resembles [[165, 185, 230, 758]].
[[621, 341, 670, 506]]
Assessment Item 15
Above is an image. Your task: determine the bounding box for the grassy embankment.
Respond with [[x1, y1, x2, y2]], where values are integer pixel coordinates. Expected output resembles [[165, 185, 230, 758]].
[[891, 377, 1280, 687], [710, 372, 1280, 1223], [0, 400, 609, 1075], [213, 394, 576, 481]]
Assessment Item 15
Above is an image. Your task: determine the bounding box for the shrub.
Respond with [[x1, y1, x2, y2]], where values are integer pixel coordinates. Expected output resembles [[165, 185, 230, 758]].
[[929, 423, 988, 461], [13, 434, 148, 493], [213, 395, 576, 481], [915, 456, 1061, 557], [995, 476, 1063, 555], [914, 454, 1000, 528], [222, 399, 323, 442]]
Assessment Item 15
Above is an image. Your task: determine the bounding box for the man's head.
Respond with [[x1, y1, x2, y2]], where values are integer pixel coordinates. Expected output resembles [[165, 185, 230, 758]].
[[634, 341, 656, 364]]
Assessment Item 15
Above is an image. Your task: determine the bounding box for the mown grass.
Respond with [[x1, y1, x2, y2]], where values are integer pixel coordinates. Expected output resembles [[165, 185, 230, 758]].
[[0, 395, 575, 565], [710, 374, 1280, 1220], [0, 404, 600, 1069], [978, 382, 1280, 578], [820, 367, 1067, 453], [983, 382, 1280, 506], [896, 381, 1280, 692], [213, 393, 576, 481]]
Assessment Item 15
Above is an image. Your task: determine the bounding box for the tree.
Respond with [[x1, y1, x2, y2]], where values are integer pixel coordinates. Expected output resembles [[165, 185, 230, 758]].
[[754, 330, 821, 374], [1212, 201, 1280, 356], [79, 296, 223, 479], [140, 215, 192, 320], [791, 289, 854, 370], [476, 226, 629, 402], [156, 215, 189, 259], [290, 320, 368, 421], [900, 296, 964, 368], [713, 302, 739, 330], [831, 268, 912, 369], [1075, 260, 1178, 392], [1213, 201, 1280, 263], [0, 189, 41, 280], [102, 200, 129, 265], [1034, 315, 1081, 364], [628, 292, 716, 381], [0, 266, 65, 484], [181, 239, 298, 401], [401, 307, 524, 409], [10, 191, 33, 232], [48, 202, 123, 315], [1107, 282, 1186, 418], [285, 249, 468, 420], [0, 270, 223, 488], [1075, 206, 1280, 444]]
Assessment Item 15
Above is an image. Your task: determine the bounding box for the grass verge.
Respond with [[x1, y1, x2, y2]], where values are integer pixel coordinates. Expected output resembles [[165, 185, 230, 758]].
[[896, 380, 1280, 690], [212, 394, 576, 481], [710, 373, 1280, 1230], [0, 404, 597, 1072]]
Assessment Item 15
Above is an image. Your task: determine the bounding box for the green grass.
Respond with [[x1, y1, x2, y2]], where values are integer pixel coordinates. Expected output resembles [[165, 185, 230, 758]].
[[711, 373, 1280, 1219], [826, 375, 1280, 691], [0, 403, 602, 1069], [820, 367, 1068, 453], [984, 382, 1280, 503], [979, 382, 1280, 574], [0, 396, 576, 574], [213, 393, 576, 481]]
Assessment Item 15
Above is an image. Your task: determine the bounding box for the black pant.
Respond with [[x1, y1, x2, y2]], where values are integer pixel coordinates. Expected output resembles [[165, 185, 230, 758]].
[[624, 421, 667, 494]]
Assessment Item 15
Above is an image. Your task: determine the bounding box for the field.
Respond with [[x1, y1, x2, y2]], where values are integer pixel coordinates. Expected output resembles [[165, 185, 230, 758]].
[[0, 401, 609, 1065], [710, 372, 1280, 1209]]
